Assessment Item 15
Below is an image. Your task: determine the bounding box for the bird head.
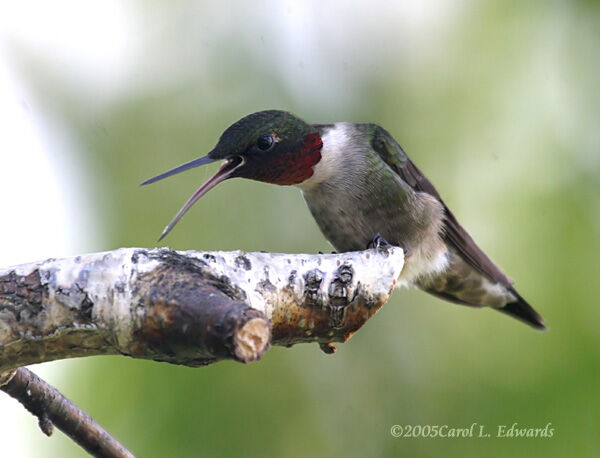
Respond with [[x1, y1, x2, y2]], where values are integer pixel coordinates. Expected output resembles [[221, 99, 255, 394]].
[[141, 110, 323, 240]]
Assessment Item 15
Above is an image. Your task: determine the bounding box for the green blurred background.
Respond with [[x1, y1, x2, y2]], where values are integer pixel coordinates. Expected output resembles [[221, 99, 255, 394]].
[[1, 1, 599, 457]]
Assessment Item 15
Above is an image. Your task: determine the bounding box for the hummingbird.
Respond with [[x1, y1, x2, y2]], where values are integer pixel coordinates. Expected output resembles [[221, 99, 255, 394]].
[[141, 110, 545, 330]]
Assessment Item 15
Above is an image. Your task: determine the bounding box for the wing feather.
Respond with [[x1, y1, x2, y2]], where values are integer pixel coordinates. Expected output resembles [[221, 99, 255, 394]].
[[369, 124, 512, 287]]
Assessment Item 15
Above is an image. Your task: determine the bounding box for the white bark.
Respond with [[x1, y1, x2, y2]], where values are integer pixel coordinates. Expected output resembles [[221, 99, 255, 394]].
[[0, 247, 404, 371]]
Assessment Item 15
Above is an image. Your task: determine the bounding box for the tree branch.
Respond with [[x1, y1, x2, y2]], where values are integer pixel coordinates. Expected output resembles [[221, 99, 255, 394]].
[[1, 367, 133, 457], [0, 247, 403, 370], [0, 246, 403, 457]]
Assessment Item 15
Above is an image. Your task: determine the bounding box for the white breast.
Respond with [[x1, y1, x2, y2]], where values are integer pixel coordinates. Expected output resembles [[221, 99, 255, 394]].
[[297, 122, 352, 191], [297, 121, 450, 289]]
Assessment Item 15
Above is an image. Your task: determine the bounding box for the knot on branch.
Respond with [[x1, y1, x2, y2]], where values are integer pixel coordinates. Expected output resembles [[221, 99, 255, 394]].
[[327, 263, 354, 328]]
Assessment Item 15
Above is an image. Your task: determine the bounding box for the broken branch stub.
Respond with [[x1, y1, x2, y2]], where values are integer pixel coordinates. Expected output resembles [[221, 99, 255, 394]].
[[0, 246, 403, 371]]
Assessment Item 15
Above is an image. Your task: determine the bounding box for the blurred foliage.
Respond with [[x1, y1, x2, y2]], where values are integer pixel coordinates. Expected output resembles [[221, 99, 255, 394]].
[[3, 0, 600, 457]]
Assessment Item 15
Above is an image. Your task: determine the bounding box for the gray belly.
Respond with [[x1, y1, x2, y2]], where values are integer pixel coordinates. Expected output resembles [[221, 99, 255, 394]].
[[301, 176, 447, 265], [303, 187, 400, 251]]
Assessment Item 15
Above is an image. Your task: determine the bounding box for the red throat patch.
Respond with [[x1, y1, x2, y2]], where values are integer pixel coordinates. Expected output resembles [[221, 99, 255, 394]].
[[268, 132, 323, 185]]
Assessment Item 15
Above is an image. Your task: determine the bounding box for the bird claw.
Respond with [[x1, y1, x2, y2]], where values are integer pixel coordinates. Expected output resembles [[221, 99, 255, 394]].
[[367, 232, 392, 250]]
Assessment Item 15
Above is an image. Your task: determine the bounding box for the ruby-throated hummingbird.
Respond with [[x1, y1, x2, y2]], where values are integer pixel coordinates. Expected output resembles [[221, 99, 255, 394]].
[[142, 110, 545, 330]]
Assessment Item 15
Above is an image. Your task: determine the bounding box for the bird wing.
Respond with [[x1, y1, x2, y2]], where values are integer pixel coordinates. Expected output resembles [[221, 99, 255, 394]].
[[369, 124, 512, 287]]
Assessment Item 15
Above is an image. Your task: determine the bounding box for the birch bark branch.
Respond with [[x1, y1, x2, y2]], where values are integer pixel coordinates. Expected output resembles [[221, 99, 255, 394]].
[[0, 246, 403, 457], [0, 247, 404, 371]]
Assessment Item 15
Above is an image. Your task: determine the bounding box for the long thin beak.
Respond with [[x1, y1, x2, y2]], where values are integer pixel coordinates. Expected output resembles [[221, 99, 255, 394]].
[[140, 154, 217, 186], [157, 156, 243, 241]]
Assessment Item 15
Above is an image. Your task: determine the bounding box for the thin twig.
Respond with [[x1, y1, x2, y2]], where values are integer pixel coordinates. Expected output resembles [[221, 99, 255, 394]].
[[1, 367, 134, 458]]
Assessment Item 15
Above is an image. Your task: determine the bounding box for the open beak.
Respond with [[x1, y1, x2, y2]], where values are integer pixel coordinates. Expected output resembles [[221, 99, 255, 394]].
[[140, 155, 218, 185], [141, 155, 243, 241]]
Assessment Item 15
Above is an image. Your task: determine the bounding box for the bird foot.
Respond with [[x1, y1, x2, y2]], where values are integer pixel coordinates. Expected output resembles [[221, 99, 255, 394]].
[[367, 232, 392, 250], [367, 233, 412, 258]]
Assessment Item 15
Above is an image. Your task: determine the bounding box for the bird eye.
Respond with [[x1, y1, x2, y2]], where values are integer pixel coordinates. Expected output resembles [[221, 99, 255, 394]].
[[256, 135, 274, 151]]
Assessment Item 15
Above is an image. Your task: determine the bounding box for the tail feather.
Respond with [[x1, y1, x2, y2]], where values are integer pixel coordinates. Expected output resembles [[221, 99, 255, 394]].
[[418, 249, 546, 331], [499, 288, 546, 331]]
